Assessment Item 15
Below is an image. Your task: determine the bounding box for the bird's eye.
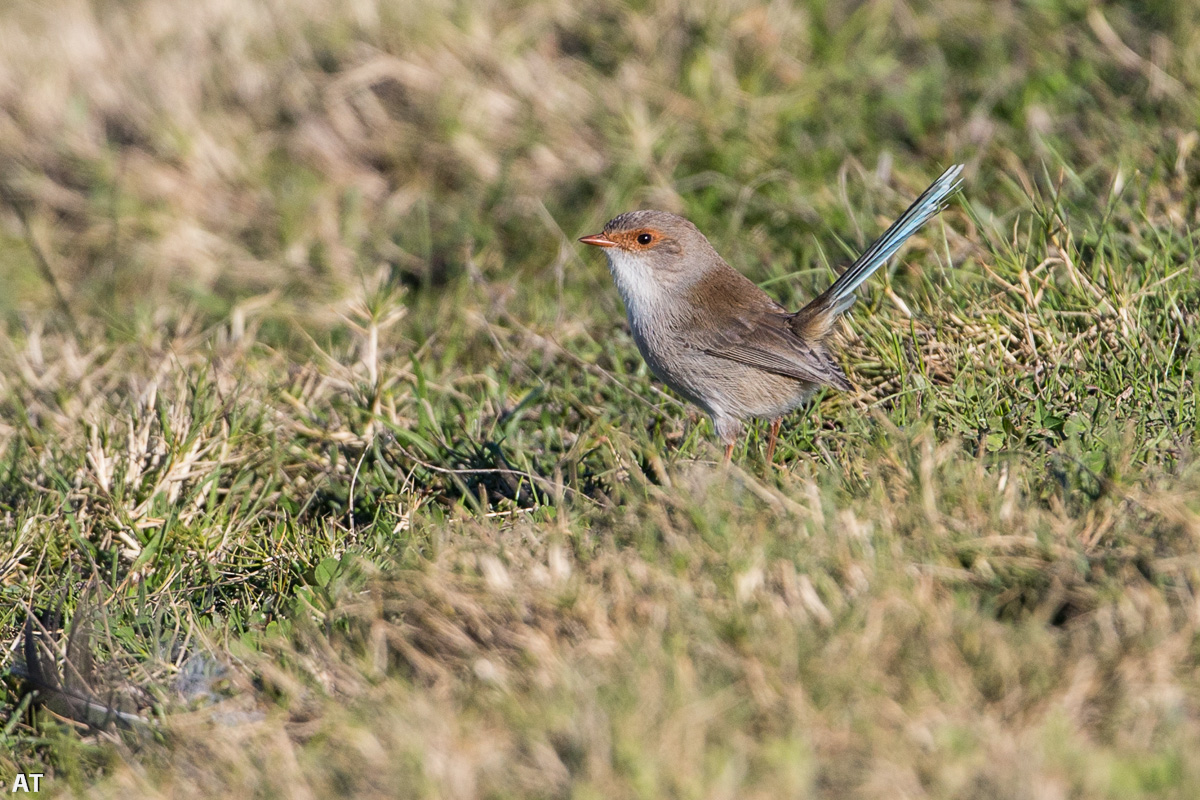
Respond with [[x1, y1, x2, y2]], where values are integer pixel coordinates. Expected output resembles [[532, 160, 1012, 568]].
[[637, 233, 653, 245]]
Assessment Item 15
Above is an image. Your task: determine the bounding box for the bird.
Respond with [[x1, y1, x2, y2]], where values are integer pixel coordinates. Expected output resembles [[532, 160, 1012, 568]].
[[580, 164, 963, 464]]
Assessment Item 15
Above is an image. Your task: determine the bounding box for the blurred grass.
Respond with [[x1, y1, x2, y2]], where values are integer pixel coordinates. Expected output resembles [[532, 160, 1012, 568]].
[[2, 0, 1200, 797]]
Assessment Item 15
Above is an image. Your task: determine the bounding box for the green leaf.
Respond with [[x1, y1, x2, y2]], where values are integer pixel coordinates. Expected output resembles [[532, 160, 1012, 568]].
[[315, 557, 340, 588]]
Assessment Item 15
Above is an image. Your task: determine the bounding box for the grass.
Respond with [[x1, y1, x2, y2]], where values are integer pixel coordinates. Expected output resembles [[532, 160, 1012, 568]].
[[2, 0, 1200, 796]]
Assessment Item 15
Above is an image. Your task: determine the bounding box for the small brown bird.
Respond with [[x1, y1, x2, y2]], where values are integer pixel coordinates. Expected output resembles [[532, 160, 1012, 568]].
[[581, 165, 962, 463]]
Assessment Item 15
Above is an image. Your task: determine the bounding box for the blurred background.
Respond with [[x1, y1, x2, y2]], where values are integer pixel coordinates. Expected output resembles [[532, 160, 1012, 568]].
[[0, 0, 1193, 327]]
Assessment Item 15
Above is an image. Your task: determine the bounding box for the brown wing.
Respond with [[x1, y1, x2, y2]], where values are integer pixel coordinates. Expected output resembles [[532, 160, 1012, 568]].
[[679, 265, 852, 390], [690, 309, 852, 390]]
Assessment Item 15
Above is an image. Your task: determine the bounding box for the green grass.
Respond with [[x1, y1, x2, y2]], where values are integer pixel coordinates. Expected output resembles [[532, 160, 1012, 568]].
[[2, 0, 1200, 796]]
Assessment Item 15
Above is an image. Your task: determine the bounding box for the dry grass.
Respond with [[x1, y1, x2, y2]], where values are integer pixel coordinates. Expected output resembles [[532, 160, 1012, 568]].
[[2, 0, 1200, 797]]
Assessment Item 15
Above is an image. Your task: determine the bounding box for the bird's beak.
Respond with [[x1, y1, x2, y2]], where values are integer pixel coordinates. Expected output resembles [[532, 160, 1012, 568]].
[[579, 232, 616, 248]]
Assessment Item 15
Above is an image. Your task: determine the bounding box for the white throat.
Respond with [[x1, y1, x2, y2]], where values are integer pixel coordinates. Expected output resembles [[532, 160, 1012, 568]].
[[605, 248, 671, 331]]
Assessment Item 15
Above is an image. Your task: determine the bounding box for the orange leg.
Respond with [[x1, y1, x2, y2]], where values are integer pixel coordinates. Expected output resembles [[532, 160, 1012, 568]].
[[723, 442, 735, 464], [765, 418, 782, 465]]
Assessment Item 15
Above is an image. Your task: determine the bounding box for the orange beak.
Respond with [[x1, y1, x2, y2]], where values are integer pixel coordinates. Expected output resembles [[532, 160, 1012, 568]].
[[579, 232, 616, 248]]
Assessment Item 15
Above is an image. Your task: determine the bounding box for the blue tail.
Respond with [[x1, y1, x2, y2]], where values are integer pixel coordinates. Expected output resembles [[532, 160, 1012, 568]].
[[804, 164, 963, 325]]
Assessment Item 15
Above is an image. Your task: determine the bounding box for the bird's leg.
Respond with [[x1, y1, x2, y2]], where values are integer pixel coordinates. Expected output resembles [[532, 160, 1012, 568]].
[[765, 418, 782, 465], [715, 417, 740, 465]]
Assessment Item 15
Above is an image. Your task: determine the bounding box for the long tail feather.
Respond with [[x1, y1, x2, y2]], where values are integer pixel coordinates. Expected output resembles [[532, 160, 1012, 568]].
[[793, 164, 962, 338]]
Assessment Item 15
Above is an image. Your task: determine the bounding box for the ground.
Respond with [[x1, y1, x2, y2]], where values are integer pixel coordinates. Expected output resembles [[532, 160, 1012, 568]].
[[1, 0, 1200, 797]]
